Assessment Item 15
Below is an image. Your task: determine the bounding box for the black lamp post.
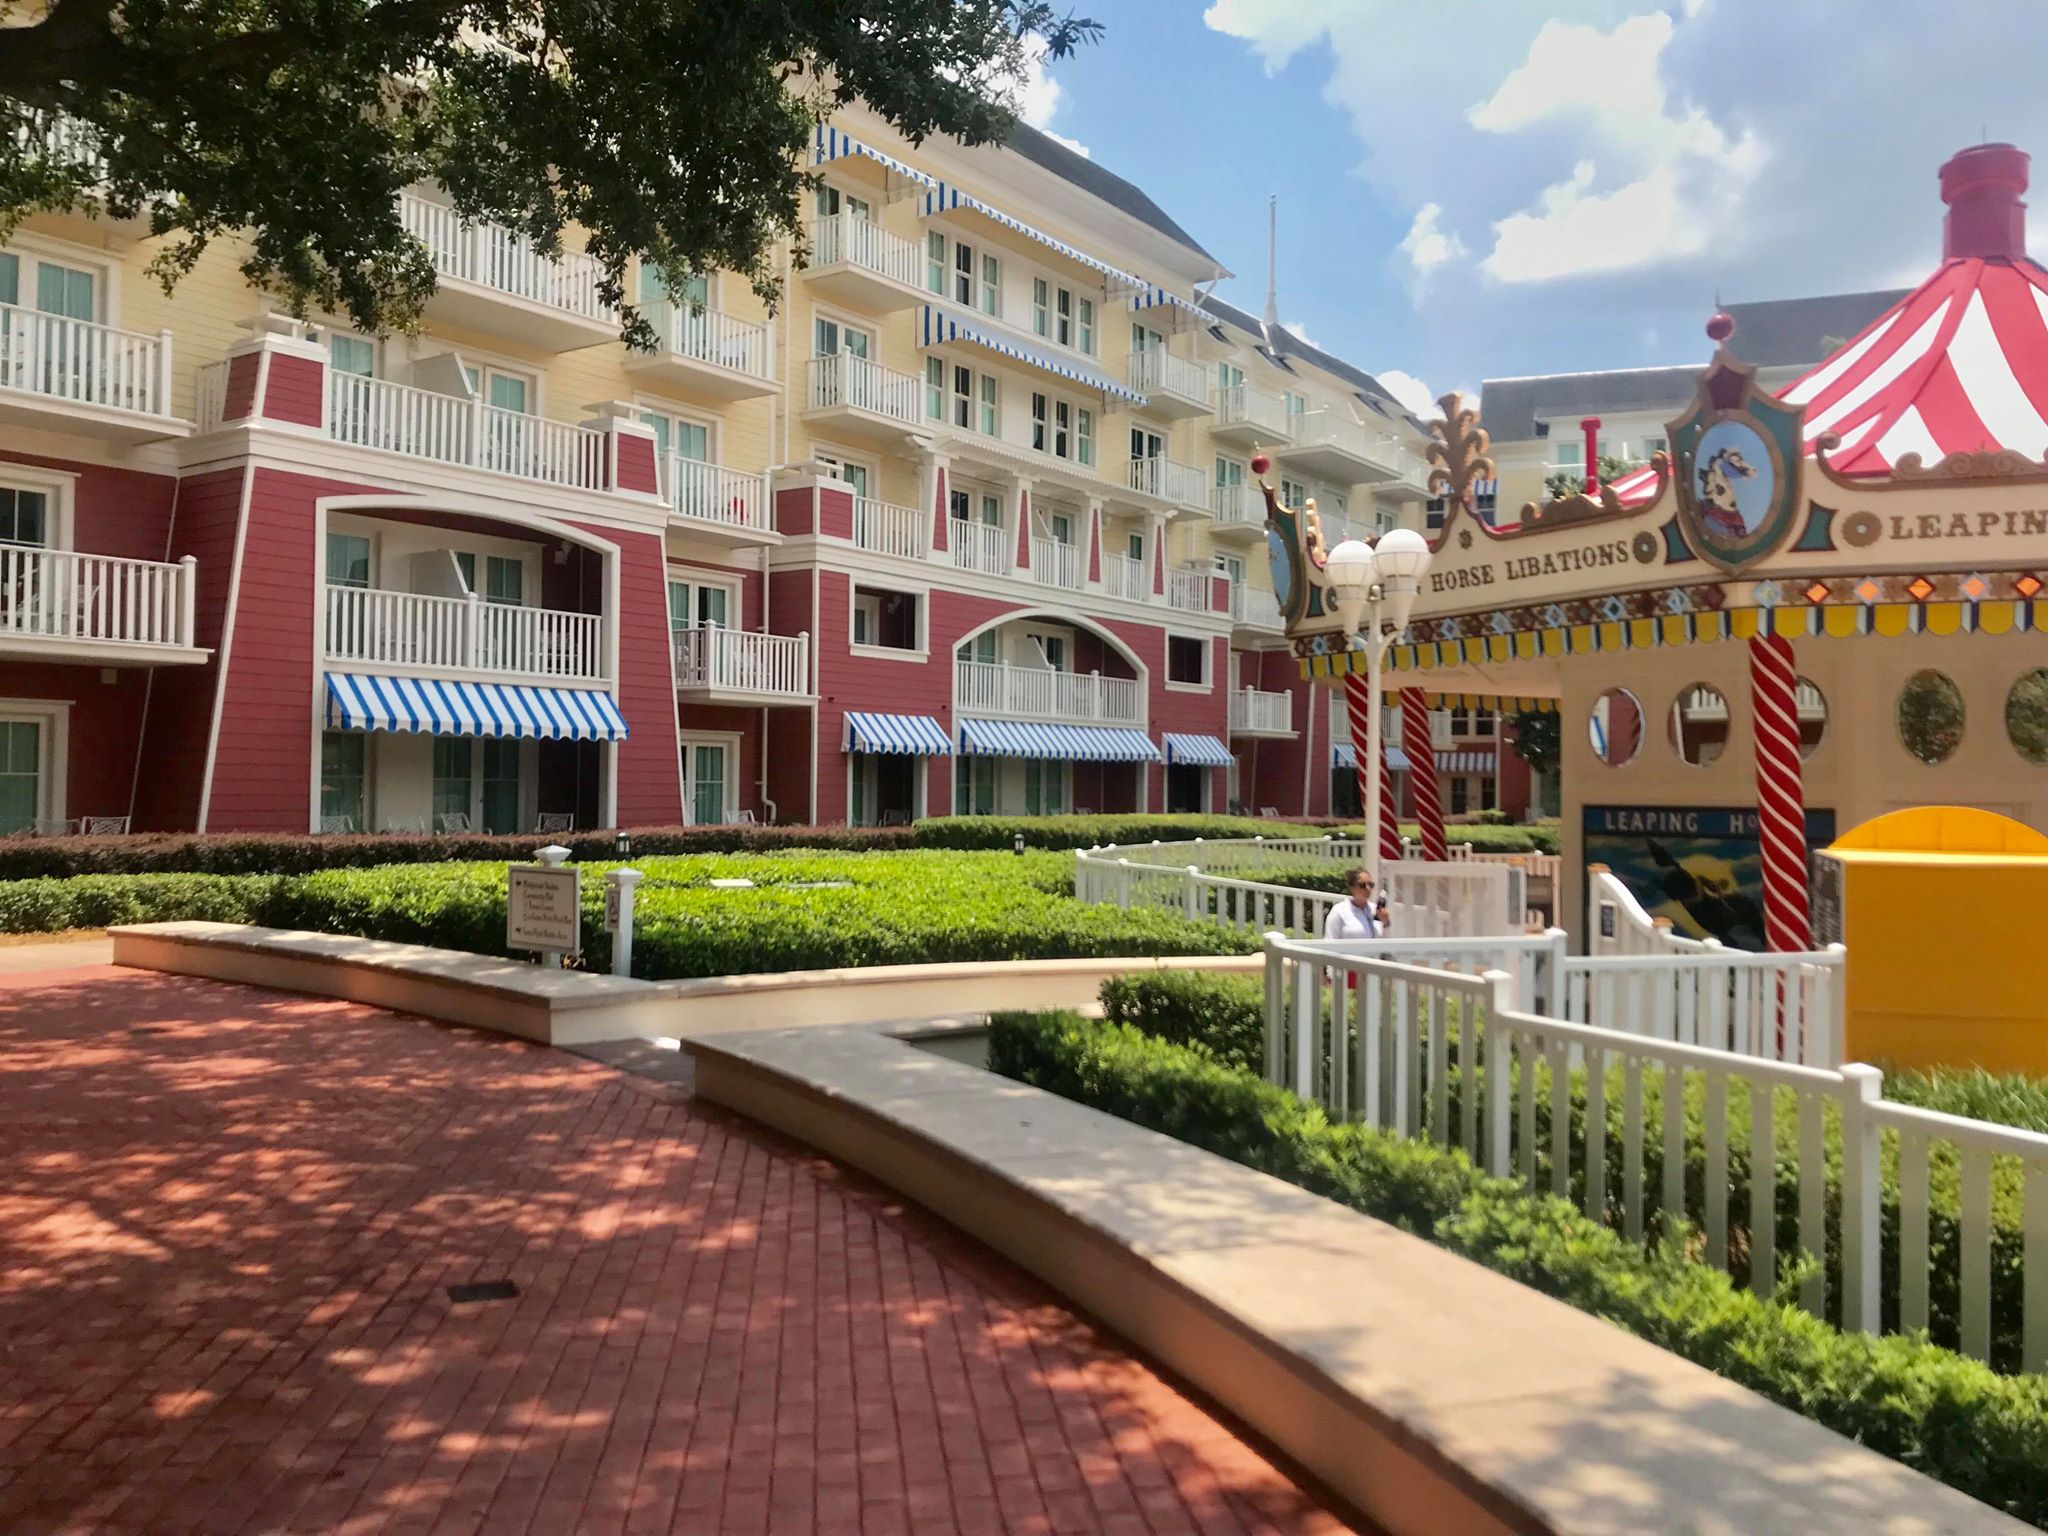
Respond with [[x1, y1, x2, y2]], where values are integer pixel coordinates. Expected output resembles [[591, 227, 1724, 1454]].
[[615, 829, 633, 858]]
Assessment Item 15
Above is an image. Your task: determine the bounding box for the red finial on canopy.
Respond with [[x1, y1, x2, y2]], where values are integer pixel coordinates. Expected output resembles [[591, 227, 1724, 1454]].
[[1940, 143, 2029, 261], [1706, 311, 1736, 343]]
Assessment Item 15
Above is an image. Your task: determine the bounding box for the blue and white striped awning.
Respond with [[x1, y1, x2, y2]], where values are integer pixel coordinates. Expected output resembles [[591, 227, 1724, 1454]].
[[957, 718, 1159, 762], [1439, 750, 1497, 775], [844, 712, 953, 756], [1332, 743, 1414, 773], [921, 306, 1146, 404], [923, 183, 1146, 291], [1162, 732, 1234, 768], [325, 673, 628, 742], [811, 125, 937, 189], [1132, 287, 1215, 324]]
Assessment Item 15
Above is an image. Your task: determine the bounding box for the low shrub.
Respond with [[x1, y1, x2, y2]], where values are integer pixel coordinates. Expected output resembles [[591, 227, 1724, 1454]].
[[0, 872, 284, 931], [911, 814, 1323, 851], [988, 1011, 2048, 1527], [1099, 970, 1265, 1072]]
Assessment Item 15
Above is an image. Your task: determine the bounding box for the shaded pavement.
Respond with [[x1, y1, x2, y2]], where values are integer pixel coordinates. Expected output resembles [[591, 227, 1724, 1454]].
[[0, 963, 1364, 1536]]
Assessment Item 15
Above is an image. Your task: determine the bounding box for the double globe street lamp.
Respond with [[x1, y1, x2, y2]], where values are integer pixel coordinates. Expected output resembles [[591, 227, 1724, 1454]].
[[1319, 527, 1432, 884]]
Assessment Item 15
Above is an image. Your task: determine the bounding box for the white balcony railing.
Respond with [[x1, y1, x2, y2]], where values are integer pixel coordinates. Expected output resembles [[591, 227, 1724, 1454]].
[[806, 352, 922, 424], [0, 546, 197, 652], [0, 304, 175, 419], [1130, 348, 1209, 404], [948, 520, 1011, 577], [316, 372, 609, 491], [1126, 457, 1209, 508], [1229, 688, 1294, 735], [853, 496, 927, 558], [324, 585, 605, 684], [1291, 415, 1432, 484], [1211, 481, 1266, 531], [671, 626, 809, 698], [663, 456, 771, 535], [1101, 552, 1151, 602], [1167, 564, 1216, 614], [808, 213, 922, 289], [1214, 385, 1296, 441], [955, 660, 1142, 726], [1231, 585, 1283, 630], [1028, 537, 1083, 591], [400, 194, 616, 324], [652, 301, 772, 381]]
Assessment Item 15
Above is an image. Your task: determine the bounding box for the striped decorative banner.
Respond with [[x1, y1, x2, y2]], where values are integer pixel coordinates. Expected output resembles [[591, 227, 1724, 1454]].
[[1751, 633, 1812, 955], [1401, 686, 1447, 862]]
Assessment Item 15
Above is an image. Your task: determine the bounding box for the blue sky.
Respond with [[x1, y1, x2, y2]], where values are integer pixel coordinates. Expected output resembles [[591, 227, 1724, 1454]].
[[1016, 0, 2048, 417]]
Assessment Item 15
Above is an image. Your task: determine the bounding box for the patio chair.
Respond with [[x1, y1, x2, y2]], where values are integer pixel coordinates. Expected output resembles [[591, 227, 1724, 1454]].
[[733, 809, 758, 825], [319, 815, 357, 834], [1258, 805, 1280, 819], [436, 811, 473, 834], [534, 812, 574, 834], [31, 817, 74, 836], [76, 816, 130, 835]]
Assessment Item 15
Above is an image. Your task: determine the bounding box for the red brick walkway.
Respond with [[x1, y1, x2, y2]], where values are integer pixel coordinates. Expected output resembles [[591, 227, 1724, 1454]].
[[0, 966, 1363, 1536]]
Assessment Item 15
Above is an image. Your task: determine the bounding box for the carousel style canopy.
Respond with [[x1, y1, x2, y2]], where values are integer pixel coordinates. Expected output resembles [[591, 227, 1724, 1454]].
[[1613, 143, 2048, 504]]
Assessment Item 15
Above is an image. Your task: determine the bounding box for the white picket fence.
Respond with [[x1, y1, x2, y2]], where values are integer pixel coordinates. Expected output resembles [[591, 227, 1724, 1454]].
[[1559, 950, 1846, 1067], [1261, 934, 2048, 1370], [1588, 866, 1712, 955]]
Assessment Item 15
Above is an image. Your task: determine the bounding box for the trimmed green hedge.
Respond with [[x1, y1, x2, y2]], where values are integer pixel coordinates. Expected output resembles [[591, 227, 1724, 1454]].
[[913, 814, 1326, 850], [988, 1010, 2048, 1527], [0, 851, 1260, 978]]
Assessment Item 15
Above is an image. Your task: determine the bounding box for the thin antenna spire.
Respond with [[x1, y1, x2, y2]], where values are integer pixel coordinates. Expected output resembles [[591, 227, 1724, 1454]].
[[1263, 195, 1280, 331]]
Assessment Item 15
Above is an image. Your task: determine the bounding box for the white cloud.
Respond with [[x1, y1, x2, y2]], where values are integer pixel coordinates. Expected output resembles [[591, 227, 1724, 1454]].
[[1375, 370, 1440, 421], [1011, 47, 1091, 158], [1471, 13, 1763, 283], [1398, 202, 1467, 279], [1283, 320, 1318, 347], [1042, 129, 1091, 160]]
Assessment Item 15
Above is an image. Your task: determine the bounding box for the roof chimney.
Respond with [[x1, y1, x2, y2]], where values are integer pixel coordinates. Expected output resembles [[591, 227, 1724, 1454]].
[[1940, 143, 2029, 261]]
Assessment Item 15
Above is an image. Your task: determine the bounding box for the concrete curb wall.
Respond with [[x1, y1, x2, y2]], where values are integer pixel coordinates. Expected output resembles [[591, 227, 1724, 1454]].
[[687, 1024, 2031, 1536]]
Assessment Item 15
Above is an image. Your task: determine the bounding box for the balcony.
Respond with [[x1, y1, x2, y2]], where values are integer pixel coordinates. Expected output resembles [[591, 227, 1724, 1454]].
[[1101, 552, 1151, 603], [671, 626, 811, 705], [0, 305, 185, 442], [0, 546, 203, 665], [399, 193, 618, 351], [1123, 456, 1209, 515], [1129, 348, 1210, 420], [324, 585, 605, 685], [1228, 688, 1295, 739], [663, 456, 775, 546], [803, 214, 926, 310], [1231, 585, 1284, 637], [954, 660, 1143, 727], [1212, 385, 1296, 449], [851, 496, 928, 559], [624, 301, 775, 399], [310, 372, 611, 491], [1278, 415, 1430, 487], [1027, 537, 1083, 591], [948, 521, 1011, 578], [1166, 564, 1219, 615], [1210, 482, 1268, 541], [802, 353, 925, 441]]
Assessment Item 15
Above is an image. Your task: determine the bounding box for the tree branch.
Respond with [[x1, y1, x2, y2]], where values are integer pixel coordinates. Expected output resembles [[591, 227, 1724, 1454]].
[[0, 0, 121, 101]]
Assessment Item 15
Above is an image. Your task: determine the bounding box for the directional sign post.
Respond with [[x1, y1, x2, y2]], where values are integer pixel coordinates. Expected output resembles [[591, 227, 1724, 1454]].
[[508, 845, 580, 966]]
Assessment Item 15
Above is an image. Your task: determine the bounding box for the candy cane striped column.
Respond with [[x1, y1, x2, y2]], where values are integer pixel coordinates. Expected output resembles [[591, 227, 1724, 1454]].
[[1401, 687, 1448, 862], [1378, 729, 1403, 866], [1340, 674, 1400, 862], [1751, 633, 1812, 952]]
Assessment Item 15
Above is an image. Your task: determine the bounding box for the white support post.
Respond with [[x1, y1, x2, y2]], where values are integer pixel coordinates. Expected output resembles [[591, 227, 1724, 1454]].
[[605, 867, 643, 978], [1262, 930, 1287, 1085], [1183, 865, 1201, 922], [178, 555, 197, 646], [1482, 970, 1514, 1178], [156, 329, 174, 416], [1837, 1061, 1884, 1334]]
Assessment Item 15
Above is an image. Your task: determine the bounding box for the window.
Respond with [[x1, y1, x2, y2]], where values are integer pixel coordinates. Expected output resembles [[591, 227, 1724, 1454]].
[[1076, 407, 1094, 467], [925, 232, 947, 295], [1031, 392, 1048, 453], [1126, 530, 1144, 563], [952, 240, 975, 306], [979, 254, 1001, 316], [1024, 759, 1068, 816], [1553, 439, 1582, 468], [814, 315, 871, 360], [1474, 708, 1495, 736], [814, 451, 869, 498], [1214, 457, 1246, 494], [1218, 552, 1246, 589], [453, 552, 525, 604], [481, 739, 521, 834], [1449, 776, 1470, 815], [0, 487, 48, 547], [1167, 635, 1207, 686], [924, 356, 945, 420], [432, 738, 472, 827], [1047, 512, 1073, 545], [852, 586, 919, 651], [328, 333, 376, 378], [461, 361, 533, 414], [815, 185, 871, 221], [1218, 360, 1244, 393], [956, 629, 998, 665], [954, 754, 996, 816], [1054, 399, 1071, 459], [326, 532, 371, 588], [1642, 435, 1668, 457], [948, 487, 971, 524], [1283, 391, 1307, 429], [320, 731, 367, 831], [641, 266, 708, 311], [1032, 277, 1049, 337], [1033, 632, 1067, 671], [683, 740, 732, 826], [667, 577, 731, 631], [951, 363, 973, 429], [1280, 478, 1307, 510], [979, 374, 998, 436], [0, 718, 41, 833], [1133, 323, 1163, 355], [637, 407, 709, 464], [1449, 707, 1470, 737], [1077, 297, 1095, 355], [1055, 286, 1072, 346]]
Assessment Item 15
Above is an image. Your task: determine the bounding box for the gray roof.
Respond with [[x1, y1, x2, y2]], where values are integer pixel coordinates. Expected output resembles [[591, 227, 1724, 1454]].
[[1479, 367, 1703, 442], [1003, 122, 1218, 267], [1721, 289, 1910, 368], [1198, 294, 1419, 428]]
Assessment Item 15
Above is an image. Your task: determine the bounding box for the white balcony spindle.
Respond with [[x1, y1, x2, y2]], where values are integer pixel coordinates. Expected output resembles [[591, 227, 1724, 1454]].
[[0, 547, 197, 651], [0, 303, 176, 420]]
